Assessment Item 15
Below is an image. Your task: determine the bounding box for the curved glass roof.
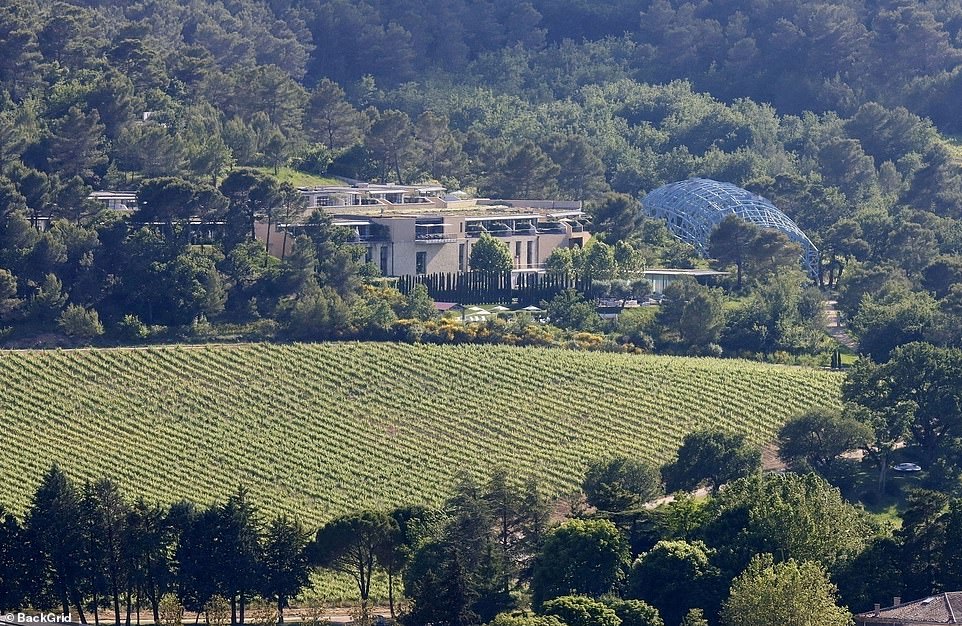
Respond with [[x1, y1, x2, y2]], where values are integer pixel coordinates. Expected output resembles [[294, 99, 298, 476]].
[[643, 178, 819, 276]]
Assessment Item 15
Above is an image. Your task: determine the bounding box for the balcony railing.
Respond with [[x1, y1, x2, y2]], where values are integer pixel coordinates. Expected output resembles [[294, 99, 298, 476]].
[[466, 227, 562, 237], [415, 232, 458, 243]]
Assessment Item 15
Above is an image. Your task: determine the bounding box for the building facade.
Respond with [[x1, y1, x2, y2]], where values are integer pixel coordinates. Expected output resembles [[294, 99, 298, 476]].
[[264, 183, 591, 277]]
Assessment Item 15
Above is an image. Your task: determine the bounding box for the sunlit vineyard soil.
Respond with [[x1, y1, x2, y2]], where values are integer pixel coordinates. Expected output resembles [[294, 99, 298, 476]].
[[0, 342, 841, 526]]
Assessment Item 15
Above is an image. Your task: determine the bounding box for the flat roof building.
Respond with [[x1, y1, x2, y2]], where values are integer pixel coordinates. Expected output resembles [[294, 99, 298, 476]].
[[643, 268, 729, 294], [258, 183, 590, 278], [89, 191, 138, 211], [88, 181, 592, 279]]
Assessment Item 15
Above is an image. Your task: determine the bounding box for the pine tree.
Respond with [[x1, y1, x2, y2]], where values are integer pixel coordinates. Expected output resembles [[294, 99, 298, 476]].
[[484, 141, 560, 199], [217, 488, 262, 626], [46, 107, 108, 182], [83, 479, 130, 626], [0, 506, 27, 612], [306, 79, 365, 151], [259, 516, 311, 623], [24, 465, 86, 620]]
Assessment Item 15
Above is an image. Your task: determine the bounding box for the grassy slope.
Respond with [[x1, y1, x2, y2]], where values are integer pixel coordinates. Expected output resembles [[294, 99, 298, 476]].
[[249, 166, 340, 187], [0, 342, 841, 526]]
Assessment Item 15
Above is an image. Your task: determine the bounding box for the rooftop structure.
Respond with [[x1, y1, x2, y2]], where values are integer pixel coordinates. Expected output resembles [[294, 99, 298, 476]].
[[643, 178, 819, 276], [297, 182, 582, 216], [857, 593, 962, 624], [299, 182, 447, 211]]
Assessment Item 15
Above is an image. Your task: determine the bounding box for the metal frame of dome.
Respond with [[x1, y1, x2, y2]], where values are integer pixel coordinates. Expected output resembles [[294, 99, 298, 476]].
[[643, 178, 819, 276]]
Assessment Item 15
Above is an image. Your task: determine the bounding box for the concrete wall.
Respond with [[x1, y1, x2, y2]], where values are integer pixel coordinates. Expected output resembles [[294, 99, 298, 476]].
[[423, 241, 465, 274]]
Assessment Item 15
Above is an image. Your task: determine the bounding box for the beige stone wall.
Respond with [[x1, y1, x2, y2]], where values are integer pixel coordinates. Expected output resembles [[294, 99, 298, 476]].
[[423, 241, 465, 274], [254, 221, 294, 258], [376, 218, 416, 274]]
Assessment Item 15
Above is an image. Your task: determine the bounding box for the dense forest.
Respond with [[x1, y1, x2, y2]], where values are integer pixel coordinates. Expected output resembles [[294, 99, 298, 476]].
[[0, 0, 961, 358]]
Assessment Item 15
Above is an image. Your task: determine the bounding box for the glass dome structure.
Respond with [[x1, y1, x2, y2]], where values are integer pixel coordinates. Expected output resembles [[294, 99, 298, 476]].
[[643, 178, 819, 276]]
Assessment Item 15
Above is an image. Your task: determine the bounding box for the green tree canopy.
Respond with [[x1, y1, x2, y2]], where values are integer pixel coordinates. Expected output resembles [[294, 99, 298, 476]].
[[470, 233, 514, 275], [679, 609, 709, 626], [720, 555, 852, 626], [541, 596, 621, 626], [662, 429, 760, 494], [310, 510, 398, 606], [653, 278, 725, 352], [530, 519, 630, 608], [259, 516, 311, 622], [602, 598, 663, 626], [627, 540, 719, 626], [545, 289, 600, 331], [777, 408, 874, 473], [702, 473, 871, 573], [709, 215, 802, 289], [487, 615, 566, 626], [582, 457, 663, 512], [708, 215, 760, 290], [844, 342, 962, 466], [484, 140, 560, 200], [591, 193, 643, 242]]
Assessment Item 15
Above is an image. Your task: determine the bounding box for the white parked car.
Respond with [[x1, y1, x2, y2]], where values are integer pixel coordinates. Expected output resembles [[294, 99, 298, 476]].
[[892, 462, 922, 472]]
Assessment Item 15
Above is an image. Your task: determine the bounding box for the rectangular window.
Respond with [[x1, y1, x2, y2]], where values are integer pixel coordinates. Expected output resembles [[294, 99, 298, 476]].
[[416, 251, 427, 275], [459, 243, 465, 272], [515, 241, 522, 258], [526, 241, 533, 267], [380, 246, 389, 275], [365, 246, 373, 263]]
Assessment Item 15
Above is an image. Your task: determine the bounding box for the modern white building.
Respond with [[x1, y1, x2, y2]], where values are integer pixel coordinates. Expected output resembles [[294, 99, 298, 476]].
[[259, 183, 591, 277]]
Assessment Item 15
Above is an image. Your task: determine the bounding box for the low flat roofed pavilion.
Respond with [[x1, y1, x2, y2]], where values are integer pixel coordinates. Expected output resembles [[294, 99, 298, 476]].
[[643, 268, 729, 294]]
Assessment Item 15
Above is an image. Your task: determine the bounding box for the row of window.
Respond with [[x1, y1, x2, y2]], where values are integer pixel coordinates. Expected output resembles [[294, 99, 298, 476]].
[[370, 240, 538, 276], [415, 241, 535, 275], [364, 246, 391, 275]]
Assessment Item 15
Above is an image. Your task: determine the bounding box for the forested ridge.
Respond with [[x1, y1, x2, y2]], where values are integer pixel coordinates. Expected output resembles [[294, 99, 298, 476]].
[[0, 0, 960, 354]]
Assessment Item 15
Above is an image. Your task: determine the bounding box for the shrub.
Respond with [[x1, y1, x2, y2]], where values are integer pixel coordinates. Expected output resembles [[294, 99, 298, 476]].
[[158, 593, 183, 626], [542, 596, 620, 626], [58, 305, 104, 340], [117, 314, 150, 341]]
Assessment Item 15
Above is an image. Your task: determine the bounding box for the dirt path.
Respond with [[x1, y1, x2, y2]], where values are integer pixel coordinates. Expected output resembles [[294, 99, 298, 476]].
[[823, 299, 858, 351]]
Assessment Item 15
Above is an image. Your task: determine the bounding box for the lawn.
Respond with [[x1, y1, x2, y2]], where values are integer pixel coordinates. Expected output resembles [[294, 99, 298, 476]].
[[249, 166, 340, 187]]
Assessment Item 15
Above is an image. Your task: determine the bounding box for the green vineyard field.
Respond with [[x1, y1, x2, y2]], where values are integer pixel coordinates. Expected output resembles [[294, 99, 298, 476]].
[[0, 342, 842, 526]]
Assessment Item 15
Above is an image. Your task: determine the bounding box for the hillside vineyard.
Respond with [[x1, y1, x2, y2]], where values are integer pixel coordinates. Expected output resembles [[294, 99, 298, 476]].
[[0, 342, 841, 525]]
